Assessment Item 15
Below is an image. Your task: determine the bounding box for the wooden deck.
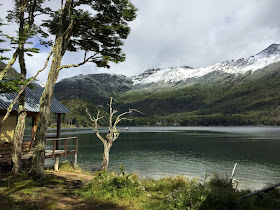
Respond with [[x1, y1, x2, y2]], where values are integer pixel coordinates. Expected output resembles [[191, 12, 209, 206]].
[[0, 136, 78, 173]]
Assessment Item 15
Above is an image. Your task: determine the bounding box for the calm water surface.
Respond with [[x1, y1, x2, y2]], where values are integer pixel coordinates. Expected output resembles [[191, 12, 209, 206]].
[[44, 126, 280, 190]]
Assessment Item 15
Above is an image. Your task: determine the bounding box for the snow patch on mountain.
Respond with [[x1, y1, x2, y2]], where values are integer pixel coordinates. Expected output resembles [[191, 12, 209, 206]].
[[133, 44, 280, 85]]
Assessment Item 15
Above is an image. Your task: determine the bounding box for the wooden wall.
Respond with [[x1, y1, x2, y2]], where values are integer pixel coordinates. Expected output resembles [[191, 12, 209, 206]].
[[0, 115, 17, 142]]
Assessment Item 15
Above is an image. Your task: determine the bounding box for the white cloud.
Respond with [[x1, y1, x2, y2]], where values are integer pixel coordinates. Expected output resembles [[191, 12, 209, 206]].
[[1, 0, 280, 82]]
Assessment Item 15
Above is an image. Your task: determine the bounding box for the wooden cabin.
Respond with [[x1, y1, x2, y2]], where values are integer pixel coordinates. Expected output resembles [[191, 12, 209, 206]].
[[0, 84, 78, 173], [0, 84, 71, 142]]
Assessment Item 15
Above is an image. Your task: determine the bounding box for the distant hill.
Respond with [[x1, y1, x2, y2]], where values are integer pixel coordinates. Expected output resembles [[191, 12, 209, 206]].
[[0, 61, 20, 79], [53, 44, 280, 126], [54, 73, 133, 107], [58, 99, 109, 127]]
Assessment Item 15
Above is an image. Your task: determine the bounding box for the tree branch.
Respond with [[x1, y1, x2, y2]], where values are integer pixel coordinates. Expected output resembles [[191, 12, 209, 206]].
[[58, 52, 101, 71], [86, 108, 106, 144], [63, 18, 74, 39], [117, 127, 129, 132], [0, 48, 20, 81], [109, 97, 113, 129]]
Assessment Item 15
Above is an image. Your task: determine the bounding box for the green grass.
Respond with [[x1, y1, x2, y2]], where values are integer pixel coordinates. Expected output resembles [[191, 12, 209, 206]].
[[79, 166, 280, 209], [1, 166, 280, 209]]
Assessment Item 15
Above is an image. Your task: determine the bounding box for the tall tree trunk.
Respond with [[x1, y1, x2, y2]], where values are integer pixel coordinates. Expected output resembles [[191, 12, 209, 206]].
[[12, 1, 27, 174], [12, 64, 26, 173], [101, 142, 111, 171], [29, 0, 73, 178], [12, 101, 26, 173], [29, 35, 64, 178]]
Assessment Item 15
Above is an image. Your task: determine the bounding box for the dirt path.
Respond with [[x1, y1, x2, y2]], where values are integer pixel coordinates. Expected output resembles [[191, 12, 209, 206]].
[[50, 171, 96, 184], [46, 171, 97, 209], [0, 171, 125, 210]]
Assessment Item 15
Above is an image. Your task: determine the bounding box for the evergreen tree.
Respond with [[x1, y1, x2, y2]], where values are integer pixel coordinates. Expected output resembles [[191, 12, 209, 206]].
[[1, 0, 48, 173], [0, 12, 10, 61], [30, 0, 137, 178]]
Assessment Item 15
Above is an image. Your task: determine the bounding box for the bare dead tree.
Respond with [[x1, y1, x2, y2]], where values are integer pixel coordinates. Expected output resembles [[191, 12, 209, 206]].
[[86, 97, 142, 171]]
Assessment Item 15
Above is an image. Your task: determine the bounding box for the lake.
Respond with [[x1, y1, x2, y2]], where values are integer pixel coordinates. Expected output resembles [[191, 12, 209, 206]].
[[41, 126, 280, 190]]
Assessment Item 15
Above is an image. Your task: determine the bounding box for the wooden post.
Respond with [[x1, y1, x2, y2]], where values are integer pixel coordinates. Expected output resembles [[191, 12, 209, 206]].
[[31, 113, 39, 145], [74, 153, 77, 168], [74, 137, 78, 168], [55, 114, 62, 170], [64, 139, 68, 156], [56, 113, 61, 148], [54, 157, 59, 171]]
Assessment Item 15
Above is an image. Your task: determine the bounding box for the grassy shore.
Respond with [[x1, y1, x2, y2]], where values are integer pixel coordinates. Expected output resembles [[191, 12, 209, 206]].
[[1, 163, 280, 209]]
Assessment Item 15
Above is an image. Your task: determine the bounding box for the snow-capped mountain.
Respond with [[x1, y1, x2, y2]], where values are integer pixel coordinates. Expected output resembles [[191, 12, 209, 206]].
[[54, 43, 280, 126], [132, 43, 280, 84]]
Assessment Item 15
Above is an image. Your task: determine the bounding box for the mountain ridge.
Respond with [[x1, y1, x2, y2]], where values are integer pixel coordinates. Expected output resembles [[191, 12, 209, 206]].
[[132, 43, 280, 84], [53, 44, 280, 126]]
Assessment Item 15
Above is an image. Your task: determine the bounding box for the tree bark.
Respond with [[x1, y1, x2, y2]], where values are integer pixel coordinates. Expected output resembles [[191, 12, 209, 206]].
[[29, 0, 74, 178], [12, 1, 27, 174], [0, 49, 19, 81], [29, 35, 63, 178], [0, 47, 53, 129], [86, 98, 138, 171], [11, 103, 26, 173], [101, 142, 111, 171]]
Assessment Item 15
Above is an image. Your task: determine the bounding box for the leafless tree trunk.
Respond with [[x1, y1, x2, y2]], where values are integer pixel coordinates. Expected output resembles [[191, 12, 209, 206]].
[[86, 97, 141, 171]]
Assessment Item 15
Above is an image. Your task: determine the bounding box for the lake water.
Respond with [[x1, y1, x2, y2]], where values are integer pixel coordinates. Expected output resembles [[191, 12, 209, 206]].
[[42, 126, 280, 190]]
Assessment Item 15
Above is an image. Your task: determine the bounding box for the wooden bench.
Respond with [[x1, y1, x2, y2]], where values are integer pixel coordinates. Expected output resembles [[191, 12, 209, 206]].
[[0, 141, 33, 177], [0, 137, 78, 176]]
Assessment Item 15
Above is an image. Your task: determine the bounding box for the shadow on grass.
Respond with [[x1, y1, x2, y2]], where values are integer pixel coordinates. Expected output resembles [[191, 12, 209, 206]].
[[0, 173, 63, 194], [0, 173, 126, 209], [0, 192, 36, 210]]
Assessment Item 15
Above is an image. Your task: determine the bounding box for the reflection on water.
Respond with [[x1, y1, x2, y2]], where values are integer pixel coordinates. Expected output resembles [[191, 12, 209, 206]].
[[28, 126, 280, 190]]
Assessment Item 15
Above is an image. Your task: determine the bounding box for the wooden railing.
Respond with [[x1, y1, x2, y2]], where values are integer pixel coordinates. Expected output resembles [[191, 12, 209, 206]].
[[46, 136, 78, 158], [46, 136, 78, 170], [0, 137, 79, 174]]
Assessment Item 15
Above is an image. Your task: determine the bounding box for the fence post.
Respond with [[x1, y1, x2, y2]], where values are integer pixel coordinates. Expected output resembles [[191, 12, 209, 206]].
[[54, 157, 59, 171]]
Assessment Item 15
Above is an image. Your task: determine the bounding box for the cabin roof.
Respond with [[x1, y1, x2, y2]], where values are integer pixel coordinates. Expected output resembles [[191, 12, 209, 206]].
[[0, 83, 70, 114]]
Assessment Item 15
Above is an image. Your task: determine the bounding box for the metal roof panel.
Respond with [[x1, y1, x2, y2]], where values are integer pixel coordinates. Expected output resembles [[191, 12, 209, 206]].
[[0, 83, 70, 114]]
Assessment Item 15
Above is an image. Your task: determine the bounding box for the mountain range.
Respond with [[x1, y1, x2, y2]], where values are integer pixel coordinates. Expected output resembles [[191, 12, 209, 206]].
[[52, 43, 280, 126]]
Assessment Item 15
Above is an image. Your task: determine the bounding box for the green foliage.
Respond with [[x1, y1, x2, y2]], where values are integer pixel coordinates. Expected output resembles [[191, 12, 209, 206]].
[[117, 62, 280, 126], [0, 79, 21, 93], [52, 62, 280, 126], [2, 170, 280, 209], [0, 62, 20, 79], [144, 176, 187, 194], [83, 164, 144, 200], [0, 61, 21, 92], [58, 160, 78, 171], [200, 175, 240, 209], [5, 0, 48, 56], [42, 0, 137, 68], [166, 181, 206, 210], [243, 189, 280, 210], [0, 62, 37, 93], [52, 99, 109, 127], [0, 8, 10, 61]]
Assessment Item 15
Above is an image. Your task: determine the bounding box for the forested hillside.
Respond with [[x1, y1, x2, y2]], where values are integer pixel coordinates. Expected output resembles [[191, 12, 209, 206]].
[[54, 60, 280, 126]]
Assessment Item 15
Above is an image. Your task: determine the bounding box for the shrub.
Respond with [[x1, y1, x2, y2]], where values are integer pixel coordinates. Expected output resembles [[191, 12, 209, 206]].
[[200, 175, 240, 210], [166, 180, 207, 210], [83, 164, 144, 199]]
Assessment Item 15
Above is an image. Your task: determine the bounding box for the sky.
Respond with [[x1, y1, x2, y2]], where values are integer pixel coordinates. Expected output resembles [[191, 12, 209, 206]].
[[1, 0, 280, 83]]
